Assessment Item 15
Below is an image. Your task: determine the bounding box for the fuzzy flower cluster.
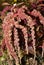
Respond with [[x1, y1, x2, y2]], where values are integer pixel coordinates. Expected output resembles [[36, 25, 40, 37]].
[[1, 3, 44, 65]]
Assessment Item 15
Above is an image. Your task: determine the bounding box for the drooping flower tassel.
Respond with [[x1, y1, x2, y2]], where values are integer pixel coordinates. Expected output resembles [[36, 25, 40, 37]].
[[2, 13, 19, 65], [22, 27, 28, 54], [5, 27, 19, 65], [27, 16, 36, 64], [31, 26, 36, 64], [31, 9, 44, 25], [14, 27, 21, 64]]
